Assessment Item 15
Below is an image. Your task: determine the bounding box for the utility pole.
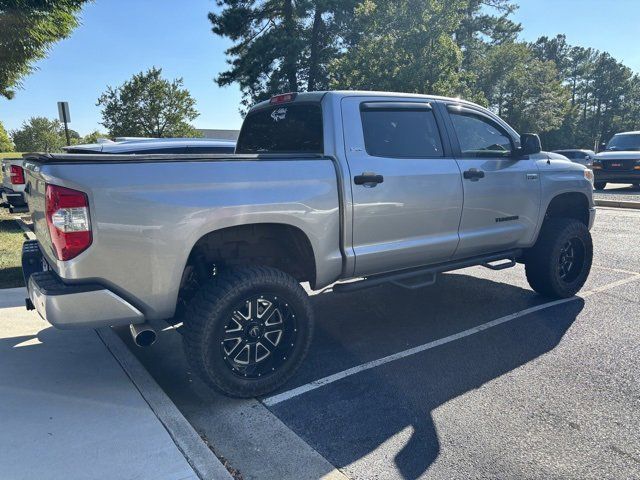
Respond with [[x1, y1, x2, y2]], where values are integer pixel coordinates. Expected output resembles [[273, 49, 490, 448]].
[[57, 101, 71, 146]]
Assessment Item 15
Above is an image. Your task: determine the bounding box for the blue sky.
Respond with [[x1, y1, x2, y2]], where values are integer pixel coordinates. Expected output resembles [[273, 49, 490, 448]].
[[1, 0, 639, 136]]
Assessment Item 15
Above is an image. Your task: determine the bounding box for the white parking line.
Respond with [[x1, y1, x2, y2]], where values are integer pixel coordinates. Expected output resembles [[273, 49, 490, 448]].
[[591, 264, 640, 276], [263, 274, 640, 407]]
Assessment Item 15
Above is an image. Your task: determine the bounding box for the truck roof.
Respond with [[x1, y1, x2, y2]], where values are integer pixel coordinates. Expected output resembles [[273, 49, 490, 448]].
[[249, 90, 485, 112]]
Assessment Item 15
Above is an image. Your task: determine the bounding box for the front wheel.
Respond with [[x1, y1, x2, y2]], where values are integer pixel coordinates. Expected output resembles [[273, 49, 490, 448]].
[[594, 182, 607, 190], [182, 266, 314, 397], [525, 218, 593, 299]]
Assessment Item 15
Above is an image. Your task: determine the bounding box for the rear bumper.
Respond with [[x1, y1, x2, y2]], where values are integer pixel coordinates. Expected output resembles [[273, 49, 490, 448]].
[[22, 241, 144, 329], [593, 170, 640, 183]]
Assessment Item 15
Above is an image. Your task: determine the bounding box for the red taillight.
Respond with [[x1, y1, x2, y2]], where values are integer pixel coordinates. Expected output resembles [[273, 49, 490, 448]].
[[10, 165, 25, 185], [45, 184, 92, 261], [270, 92, 297, 104]]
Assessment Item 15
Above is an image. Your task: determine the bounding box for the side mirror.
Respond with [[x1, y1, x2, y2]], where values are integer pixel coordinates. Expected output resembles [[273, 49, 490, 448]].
[[598, 142, 606, 153], [519, 133, 542, 156]]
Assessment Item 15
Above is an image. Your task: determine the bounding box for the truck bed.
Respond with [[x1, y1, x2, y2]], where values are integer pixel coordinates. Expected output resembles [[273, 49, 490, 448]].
[[23, 153, 344, 320], [24, 152, 328, 164]]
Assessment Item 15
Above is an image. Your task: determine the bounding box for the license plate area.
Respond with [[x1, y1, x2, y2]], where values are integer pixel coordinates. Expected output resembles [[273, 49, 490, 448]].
[[605, 160, 635, 170]]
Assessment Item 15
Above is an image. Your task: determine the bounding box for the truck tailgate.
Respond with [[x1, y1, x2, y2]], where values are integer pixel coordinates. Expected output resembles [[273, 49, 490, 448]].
[[23, 162, 56, 266]]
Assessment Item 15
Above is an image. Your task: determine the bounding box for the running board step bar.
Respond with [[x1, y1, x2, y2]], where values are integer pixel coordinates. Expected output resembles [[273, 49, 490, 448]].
[[333, 249, 522, 293]]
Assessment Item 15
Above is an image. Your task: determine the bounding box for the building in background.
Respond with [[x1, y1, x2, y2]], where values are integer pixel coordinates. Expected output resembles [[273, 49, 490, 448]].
[[197, 129, 240, 141]]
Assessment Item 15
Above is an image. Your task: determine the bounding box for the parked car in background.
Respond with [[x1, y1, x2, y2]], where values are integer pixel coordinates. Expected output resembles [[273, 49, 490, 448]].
[[592, 131, 640, 190], [552, 149, 595, 167], [21, 91, 595, 398], [1, 157, 28, 213], [64, 137, 236, 155]]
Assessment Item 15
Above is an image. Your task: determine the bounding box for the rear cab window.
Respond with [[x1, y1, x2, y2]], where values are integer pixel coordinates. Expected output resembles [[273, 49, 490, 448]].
[[236, 103, 323, 154]]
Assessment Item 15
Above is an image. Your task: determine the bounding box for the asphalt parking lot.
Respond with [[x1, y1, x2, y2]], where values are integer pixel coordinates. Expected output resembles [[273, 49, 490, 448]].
[[121, 206, 640, 480]]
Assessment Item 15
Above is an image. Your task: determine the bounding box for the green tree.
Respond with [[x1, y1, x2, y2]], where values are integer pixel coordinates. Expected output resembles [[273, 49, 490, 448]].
[[588, 53, 634, 144], [329, 0, 467, 96], [0, 0, 89, 99], [0, 120, 13, 151], [456, 0, 521, 71], [210, 0, 358, 110], [473, 42, 569, 136], [11, 117, 65, 152], [531, 35, 640, 150], [65, 128, 81, 145], [530, 34, 571, 77], [97, 67, 200, 138], [81, 130, 109, 144]]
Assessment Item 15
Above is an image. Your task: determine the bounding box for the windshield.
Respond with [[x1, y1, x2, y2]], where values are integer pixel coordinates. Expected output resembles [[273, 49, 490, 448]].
[[236, 103, 323, 154], [605, 134, 640, 151]]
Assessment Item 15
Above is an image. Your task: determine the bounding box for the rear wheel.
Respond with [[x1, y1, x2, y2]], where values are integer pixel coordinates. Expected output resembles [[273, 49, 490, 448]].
[[525, 218, 593, 299], [594, 182, 607, 190], [182, 266, 314, 397]]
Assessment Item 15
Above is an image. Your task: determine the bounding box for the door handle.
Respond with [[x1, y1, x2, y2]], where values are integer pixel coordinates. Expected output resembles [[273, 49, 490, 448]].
[[354, 172, 384, 187], [463, 168, 485, 181]]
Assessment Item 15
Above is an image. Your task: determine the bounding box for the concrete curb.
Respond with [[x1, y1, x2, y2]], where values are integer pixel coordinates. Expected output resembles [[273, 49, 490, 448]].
[[595, 199, 640, 209], [96, 327, 233, 480]]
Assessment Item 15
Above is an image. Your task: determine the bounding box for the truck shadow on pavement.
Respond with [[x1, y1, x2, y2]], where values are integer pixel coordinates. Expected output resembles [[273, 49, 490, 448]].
[[268, 273, 585, 479]]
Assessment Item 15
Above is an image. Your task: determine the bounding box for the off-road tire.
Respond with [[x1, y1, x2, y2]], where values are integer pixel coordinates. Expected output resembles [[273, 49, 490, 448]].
[[594, 182, 607, 190], [525, 218, 593, 299], [182, 266, 314, 398]]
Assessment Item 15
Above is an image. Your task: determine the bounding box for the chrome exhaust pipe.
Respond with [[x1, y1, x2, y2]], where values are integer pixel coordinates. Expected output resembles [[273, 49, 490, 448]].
[[129, 322, 157, 347]]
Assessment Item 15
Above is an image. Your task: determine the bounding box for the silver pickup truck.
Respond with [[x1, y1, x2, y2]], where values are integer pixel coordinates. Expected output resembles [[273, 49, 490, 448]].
[[21, 91, 596, 397]]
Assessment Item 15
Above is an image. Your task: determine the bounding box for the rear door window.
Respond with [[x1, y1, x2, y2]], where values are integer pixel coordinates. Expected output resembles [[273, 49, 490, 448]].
[[360, 105, 444, 158], [236, 104, 323, 154]]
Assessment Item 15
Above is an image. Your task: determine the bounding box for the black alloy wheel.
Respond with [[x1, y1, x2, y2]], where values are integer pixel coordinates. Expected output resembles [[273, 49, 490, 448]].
[[183, 266, 314, 397], [221, 294, 298, 379], [557, 237, 586, 284]]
